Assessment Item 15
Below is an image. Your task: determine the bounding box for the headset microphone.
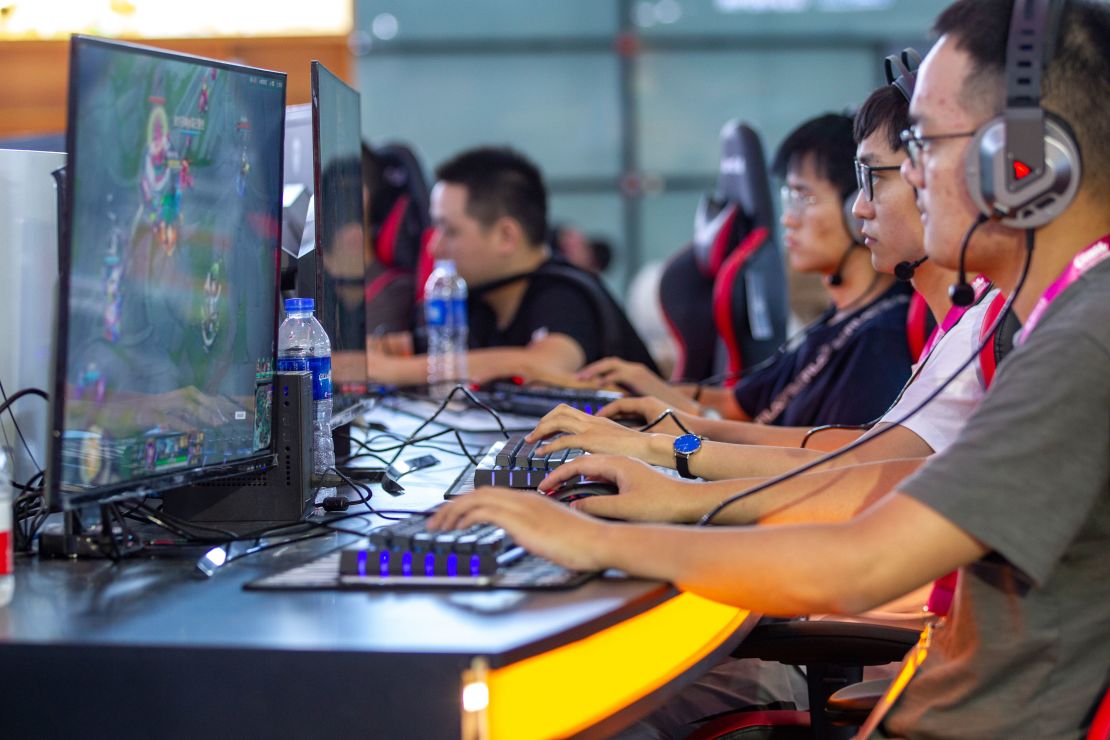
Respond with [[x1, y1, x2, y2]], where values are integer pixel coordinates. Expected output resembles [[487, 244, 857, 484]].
[[948, 214, 989, 307], [894, 255, 928, 282], [826, 243, 858, 287]]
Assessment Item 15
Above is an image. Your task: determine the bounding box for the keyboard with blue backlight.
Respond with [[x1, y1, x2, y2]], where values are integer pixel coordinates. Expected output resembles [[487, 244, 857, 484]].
[[336, 510, 595, 589]]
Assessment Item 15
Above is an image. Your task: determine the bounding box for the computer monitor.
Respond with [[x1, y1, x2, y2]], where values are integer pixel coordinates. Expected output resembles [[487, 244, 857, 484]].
[[280, 104, 314, 261], [47, 36, 286, 511], [309, 61, 369, 406], [0, 149, 65, 487]]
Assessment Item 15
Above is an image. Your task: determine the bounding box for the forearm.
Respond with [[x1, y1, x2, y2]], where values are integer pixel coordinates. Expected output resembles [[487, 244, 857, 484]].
[[704, 458, 925, 526], [688, 441, 824, 480], [692, 418, 813, 447], [593, 519, 881, 615]]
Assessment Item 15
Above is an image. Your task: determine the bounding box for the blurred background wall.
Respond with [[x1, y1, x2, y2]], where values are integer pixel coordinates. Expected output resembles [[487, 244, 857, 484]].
[[0, 0, 949, 294]]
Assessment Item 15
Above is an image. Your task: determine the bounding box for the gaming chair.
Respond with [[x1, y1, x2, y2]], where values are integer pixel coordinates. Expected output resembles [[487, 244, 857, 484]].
[[659, 120, 788, 383]]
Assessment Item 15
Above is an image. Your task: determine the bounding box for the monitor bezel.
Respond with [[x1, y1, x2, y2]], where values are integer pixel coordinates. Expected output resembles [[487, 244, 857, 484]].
[[309, 60, 369, 395], [47, 34, 287, 511]]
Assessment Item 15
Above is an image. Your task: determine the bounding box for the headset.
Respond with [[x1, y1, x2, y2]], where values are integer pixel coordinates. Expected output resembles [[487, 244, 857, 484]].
[[951, 0, 1080, 306], [828, 192, 866, 286], [883, 48, 931, 283], [965, 0, 1081, 229]]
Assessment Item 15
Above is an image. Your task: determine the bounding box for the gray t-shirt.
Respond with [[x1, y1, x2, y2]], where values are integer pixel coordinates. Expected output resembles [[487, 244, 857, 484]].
[[883, 257, 1110, 739]]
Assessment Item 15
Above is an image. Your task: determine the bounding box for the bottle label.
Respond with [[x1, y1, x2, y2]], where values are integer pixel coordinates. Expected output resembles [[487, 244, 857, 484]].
[[308, 355, 332, 401], [451, 297, 468, 327], [277, 356, 332, 401], [425, 298, 448, 328]]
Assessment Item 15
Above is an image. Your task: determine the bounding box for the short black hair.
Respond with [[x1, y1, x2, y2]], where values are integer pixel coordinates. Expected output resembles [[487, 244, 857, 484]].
[[771, 113, 857, 199], [934, 0, 1110, 197], [854, 84, 910, 152], [589, 238, 613, 273], [434, 146, 548, 247]]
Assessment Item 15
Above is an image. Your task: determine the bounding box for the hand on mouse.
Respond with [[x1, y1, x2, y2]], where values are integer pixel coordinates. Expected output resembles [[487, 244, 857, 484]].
[[538, 454, 703, 523], [526, 404, 673, 466]]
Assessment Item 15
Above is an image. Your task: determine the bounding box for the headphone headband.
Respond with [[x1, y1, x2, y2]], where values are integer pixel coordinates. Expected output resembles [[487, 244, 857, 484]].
[[884, 48, 921, 103], [965, 0, 1080, 229]]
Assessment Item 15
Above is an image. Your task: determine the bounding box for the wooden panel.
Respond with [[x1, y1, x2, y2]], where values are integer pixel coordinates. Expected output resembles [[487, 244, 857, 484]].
[[0, 36, 352, 139]]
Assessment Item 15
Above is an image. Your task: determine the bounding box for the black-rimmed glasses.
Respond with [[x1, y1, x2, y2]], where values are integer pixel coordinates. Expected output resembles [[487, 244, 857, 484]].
[[900, 127, 976, 169], [854, 159, 902, 201]]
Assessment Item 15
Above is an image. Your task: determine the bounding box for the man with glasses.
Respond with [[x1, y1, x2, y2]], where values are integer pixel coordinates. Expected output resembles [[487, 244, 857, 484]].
[[569, 113, 915, 431], [517, 80, 1003, 486], [431, 1, 1110, 736]]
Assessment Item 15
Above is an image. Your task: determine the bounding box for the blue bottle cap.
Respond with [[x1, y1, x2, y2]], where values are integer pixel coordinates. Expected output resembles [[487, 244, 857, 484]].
[[284, 297, 314, 312]]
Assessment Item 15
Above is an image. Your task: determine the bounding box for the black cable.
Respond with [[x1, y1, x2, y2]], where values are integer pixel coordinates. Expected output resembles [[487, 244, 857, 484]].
[[385, 384, 508, 467], [799, 423, 874, 449], [697, 225, 1033, 527], [0, 382, 48, 473], [638, 408, 696, 435]]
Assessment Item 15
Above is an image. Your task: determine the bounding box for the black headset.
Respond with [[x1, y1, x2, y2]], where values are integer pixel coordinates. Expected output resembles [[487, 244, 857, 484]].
[[965, 0, 1081, 229], [885, 48, 930, 283]]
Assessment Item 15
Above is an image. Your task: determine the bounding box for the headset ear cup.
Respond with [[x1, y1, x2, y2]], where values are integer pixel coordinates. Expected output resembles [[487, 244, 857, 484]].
[[843, 189, 864, 244], [965, 113, 1082, 229]]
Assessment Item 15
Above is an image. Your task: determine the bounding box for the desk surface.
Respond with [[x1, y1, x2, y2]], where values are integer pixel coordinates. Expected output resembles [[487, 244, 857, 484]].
[[0, 401, 755, 739]]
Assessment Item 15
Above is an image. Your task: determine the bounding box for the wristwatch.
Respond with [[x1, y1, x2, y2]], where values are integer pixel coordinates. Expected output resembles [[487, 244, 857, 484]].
[[673, 433, 704, 479]]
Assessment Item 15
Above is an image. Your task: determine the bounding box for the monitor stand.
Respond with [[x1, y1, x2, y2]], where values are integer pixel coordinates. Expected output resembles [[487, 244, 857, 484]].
[[39, 507, 144, 560]]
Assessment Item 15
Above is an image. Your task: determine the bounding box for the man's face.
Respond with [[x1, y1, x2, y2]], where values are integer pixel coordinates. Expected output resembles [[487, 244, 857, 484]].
[[428, 182, 503, 286], [901, 35, 1010, 271], [852, 130, 923, 274], [780, 155, 853, 277]]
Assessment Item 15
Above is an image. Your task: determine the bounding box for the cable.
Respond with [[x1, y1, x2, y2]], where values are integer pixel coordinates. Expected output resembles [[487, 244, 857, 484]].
[[0, 382, 48, 473], [384, 384, 506, 467], [799, 423, 874, 449], [697, 225, 1033, 527], [638, 408, 696, 435]]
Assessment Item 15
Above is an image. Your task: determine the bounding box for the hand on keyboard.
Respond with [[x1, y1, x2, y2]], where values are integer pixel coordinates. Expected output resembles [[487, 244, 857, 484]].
[[526, 404, 674, 466], [575, 358, 697, 413], [426, 487, 611, 573]]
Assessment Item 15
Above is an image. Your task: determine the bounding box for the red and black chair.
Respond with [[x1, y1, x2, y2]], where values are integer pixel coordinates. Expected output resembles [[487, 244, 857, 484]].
[[660, 120, 788, 383]]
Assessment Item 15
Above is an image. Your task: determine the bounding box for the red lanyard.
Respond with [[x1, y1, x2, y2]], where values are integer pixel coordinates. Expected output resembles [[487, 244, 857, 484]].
[[919, 275, 992, 358], [1019, 236, 1110, 345]]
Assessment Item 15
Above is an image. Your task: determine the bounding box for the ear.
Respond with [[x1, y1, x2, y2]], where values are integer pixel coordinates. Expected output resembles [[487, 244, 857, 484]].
[[492, 215, 525, 255]]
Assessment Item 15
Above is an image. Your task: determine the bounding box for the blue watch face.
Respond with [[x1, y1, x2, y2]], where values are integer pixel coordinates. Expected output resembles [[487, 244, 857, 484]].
[[674, 433, 702, 455]]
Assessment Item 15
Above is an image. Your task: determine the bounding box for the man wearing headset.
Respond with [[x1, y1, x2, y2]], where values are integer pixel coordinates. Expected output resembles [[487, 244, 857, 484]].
[[520, 72, 1004, 490], [590, 113, 915, 429], [363, 146, 656, 386], [430, 1, 1110, 736]]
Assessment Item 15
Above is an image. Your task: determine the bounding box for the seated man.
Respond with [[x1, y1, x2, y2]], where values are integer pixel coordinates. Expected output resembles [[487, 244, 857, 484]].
[[430, 2, 1110, 736], [364, 146, 655, 385], [581, 113, 915, 428], [528, 75, 1002, 485]]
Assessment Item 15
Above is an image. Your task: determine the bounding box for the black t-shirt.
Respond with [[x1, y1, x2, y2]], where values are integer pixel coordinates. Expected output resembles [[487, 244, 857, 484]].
[[734, 280, 913, 427], [468, 259, 657, 371]]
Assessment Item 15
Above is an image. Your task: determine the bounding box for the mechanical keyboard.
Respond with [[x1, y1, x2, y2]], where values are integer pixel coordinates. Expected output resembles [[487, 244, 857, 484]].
[[470, 432, 586, 489], [475, 381, 622, 418], [337, 511, 595, 589]]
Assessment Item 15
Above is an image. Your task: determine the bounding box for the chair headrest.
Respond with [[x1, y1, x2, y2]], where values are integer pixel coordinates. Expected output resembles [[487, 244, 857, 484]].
[[716, 120, 774, 231]]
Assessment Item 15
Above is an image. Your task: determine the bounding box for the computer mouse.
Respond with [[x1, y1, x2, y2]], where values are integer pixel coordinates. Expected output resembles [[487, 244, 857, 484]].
[[547, 478, 619, 504]]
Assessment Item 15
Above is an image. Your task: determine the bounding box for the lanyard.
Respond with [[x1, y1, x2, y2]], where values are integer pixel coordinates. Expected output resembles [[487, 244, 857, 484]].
[[1018, 236, 1110, 345], [919, 276, 992, 358]]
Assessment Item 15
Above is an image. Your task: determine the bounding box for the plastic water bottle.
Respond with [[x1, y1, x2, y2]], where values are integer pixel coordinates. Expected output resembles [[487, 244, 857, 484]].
[[0, 447, 12, 606], [424, 259, 469, 397], [276, 297, 335, 494]]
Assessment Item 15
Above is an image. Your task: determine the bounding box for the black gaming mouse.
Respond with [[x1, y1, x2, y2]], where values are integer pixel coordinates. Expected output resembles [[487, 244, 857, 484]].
[[547, 478, 619, 504]]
